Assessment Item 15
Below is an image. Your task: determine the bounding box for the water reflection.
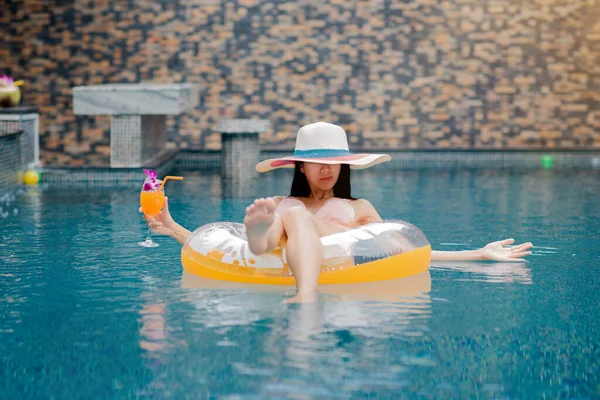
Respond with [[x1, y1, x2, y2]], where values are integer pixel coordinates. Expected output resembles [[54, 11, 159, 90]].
[[139, 302, 167, 354], [431, 261, 533, 284], [175, 271, 432, 397], [137, 282, 170, 396], [180, 271, 431, 335], [181, 270, 430, 301]]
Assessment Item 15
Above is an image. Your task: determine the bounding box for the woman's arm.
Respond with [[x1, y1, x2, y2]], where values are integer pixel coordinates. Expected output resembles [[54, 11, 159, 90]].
[[431, 250, 483, 261], [432, 239, 533, 262], [353, 199, 533, 262], [165, 222, 192, 245], [141, 197, 191, 245]]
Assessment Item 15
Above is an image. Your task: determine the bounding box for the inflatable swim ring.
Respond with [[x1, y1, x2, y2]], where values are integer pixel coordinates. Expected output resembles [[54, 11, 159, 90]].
[[181, 220, 431, 285]]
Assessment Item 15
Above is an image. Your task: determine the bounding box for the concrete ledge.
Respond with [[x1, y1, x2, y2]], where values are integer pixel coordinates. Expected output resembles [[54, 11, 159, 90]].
[[215, 119, 271, 134], [73, 83, 198, 115]]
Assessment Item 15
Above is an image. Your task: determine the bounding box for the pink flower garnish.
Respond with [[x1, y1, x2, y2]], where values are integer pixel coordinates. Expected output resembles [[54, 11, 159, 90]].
[[142, 169, 162, 191], [143, 169, 157, 179]]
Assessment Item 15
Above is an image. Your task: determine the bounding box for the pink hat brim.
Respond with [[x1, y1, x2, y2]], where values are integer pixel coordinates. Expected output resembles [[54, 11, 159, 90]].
[[256, 153, 391, 172]]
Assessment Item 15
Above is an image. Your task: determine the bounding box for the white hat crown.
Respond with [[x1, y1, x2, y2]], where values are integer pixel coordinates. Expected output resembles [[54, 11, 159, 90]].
[[294, 122, 349, 152]]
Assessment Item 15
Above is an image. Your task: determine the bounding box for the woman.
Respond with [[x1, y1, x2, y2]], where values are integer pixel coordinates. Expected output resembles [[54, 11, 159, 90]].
[[145, 122, 533, 303]]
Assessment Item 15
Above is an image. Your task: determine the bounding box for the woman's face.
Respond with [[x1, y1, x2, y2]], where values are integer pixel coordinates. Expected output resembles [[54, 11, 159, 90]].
[[301, 162, 341, 191]]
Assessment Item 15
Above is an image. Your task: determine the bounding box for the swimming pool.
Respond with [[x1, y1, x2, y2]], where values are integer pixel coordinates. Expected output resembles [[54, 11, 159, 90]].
[[1, 168, 599, 398]]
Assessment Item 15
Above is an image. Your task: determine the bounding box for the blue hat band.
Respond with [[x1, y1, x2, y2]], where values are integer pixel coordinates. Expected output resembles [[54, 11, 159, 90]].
[[293, 149, 351, 158]]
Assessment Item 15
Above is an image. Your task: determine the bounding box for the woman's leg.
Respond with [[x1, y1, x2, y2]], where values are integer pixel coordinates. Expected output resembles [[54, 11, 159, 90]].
[[244, 198, 325, 302], [244, 198, 284, 255], [280, 207, 324, 303]]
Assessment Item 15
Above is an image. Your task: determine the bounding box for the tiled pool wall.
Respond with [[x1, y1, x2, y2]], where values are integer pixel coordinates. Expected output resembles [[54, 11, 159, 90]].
[[37, 151, 178, 188], [29, 149, 600, 188], [178, 150, 600, 170]]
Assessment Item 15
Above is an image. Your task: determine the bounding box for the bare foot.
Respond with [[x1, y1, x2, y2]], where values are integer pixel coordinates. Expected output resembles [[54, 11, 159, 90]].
[[244, 197, 276, 255], [284, 290, 318, 304]]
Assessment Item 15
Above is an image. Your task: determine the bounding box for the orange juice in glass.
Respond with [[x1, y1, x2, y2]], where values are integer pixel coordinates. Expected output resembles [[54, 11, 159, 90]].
[[139, 169, 183, 248], [140, 189, 165, 217]]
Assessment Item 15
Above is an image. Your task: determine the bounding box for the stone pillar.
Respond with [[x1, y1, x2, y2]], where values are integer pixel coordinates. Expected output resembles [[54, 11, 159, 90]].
[[73, 83, 198, 168], [215, 119, 271, 197], [110, 115, 167, 167]]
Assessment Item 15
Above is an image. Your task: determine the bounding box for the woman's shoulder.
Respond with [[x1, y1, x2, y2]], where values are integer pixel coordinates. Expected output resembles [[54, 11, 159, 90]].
[[273, 196, 305, 207], [350, 198, 375, 208], [271, 196, 285, 206]]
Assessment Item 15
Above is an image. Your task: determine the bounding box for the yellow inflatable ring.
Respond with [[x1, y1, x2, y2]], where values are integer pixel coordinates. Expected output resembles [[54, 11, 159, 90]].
[[181, 220, 431, 285]]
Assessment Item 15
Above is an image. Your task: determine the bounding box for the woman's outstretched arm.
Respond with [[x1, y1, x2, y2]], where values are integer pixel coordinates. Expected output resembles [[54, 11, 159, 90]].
[[431, 239, 533, 262], [353, 200, 533, 262]]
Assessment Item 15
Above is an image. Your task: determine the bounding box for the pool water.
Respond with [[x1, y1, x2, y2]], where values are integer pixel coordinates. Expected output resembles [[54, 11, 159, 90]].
[[1, 169, 599, 399]]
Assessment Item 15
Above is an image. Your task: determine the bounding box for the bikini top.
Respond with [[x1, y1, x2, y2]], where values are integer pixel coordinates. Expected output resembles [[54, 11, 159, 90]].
[[275, 197, 356, 228]]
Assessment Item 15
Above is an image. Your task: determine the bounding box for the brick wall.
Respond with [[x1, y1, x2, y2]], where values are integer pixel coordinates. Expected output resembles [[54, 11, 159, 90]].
[[1, 0, 599, 166]]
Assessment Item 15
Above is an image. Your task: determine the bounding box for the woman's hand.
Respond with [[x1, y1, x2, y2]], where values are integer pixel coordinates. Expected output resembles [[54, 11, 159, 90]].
[[479, 238, 533, 262], [139, 196, 177, 237]]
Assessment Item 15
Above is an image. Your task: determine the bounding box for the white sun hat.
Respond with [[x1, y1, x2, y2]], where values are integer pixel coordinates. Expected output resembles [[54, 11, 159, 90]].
[[256, 122, 391, 172]]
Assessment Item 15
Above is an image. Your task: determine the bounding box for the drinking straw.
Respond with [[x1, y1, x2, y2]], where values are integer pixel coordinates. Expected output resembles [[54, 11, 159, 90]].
[[158, 176, 183, 191]]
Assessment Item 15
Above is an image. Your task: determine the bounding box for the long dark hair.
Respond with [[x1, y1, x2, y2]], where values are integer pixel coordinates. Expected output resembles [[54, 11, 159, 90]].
[[289, 162, 356, 199]]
